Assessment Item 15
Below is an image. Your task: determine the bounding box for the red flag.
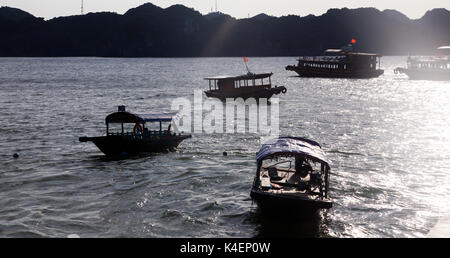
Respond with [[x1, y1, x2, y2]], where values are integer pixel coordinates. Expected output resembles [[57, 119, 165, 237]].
[[243, 56, 248, 63], [351, 38, 357, 44]]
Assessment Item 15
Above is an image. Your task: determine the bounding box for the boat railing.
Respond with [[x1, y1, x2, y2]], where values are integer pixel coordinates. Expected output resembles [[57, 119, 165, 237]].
[[409, 56, 450, 62], [108, 130, 176, 137], [297, 56, 346, 62]]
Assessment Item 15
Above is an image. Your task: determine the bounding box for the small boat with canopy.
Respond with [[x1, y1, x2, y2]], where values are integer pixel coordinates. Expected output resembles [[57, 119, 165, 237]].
[[79, 106, 191, 157], [251, 137, 332, 215]]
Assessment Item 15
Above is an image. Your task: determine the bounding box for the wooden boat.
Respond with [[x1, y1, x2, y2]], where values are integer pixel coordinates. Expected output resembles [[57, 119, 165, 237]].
[[251, 137, 332, 216], [286, 48, 384, 79], [204, 72, 287, 100], [79, 106, 191, 157], [394, 46, 450, 81]]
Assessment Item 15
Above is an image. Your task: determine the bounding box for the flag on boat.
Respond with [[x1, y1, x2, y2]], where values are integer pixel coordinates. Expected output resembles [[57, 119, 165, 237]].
[[351, 38, 357, 44], [243, 56, 249, 63]]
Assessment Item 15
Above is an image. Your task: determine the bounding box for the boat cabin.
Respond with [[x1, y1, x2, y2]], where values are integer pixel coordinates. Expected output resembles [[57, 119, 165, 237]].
[[105, 106, 177, 138], [204, 72, 286, 100], [205, 73, 273, 92]]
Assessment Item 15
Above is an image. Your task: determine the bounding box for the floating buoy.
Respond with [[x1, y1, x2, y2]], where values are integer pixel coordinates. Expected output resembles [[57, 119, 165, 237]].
[[223, 151, 228, 156], [13, 153, 19, 158]]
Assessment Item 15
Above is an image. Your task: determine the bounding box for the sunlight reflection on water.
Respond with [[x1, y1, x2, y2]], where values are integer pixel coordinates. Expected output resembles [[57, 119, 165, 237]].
[[0, 57, 449, 237]]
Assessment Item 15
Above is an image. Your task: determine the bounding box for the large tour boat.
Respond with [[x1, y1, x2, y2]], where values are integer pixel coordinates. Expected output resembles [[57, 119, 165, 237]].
[[394, 46, 450, 81], [79, 106, 191, 157], [286, 41, 384, 79]]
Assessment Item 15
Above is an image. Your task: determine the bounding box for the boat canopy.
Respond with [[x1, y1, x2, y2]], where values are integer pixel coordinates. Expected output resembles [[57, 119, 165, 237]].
[[256, 137, 331, 165], [324, 49, 381, 57], [204, 73, 273, 81], [105, 111, 175, 124], [325, 49, 344, 53]]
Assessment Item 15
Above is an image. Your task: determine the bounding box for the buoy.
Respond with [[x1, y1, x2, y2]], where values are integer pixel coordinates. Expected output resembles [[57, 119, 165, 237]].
[[223, 151, 228, 156], [13, 153, 19, 158]]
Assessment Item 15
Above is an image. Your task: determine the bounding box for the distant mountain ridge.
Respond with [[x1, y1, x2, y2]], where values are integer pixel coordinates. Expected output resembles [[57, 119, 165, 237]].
[[0, 3, 449, 57]]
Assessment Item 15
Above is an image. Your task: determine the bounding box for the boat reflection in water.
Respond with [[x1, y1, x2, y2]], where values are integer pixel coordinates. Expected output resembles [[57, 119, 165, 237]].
[[251, 137, 332, 217], [79, 105, 191, 158]]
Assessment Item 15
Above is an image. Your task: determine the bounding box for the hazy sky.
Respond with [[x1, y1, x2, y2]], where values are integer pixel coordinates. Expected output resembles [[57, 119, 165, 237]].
[[1, 0, 449, 20]]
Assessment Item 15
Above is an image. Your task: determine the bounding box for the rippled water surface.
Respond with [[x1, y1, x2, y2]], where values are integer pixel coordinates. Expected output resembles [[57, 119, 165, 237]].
[[0, 57, 449, 238]]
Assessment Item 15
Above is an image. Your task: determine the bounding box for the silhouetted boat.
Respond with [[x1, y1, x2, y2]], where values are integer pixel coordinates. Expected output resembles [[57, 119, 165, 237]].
[[394, 46, 450, 81], [204, 72, 287, 100], [251, 137, 332, 216], [286, 48, 384, 79], [79, 106, 191, 157]]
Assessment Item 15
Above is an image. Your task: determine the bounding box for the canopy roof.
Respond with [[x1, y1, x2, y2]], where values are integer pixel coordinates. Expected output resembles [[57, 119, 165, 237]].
[[105, 111, 175, 124], [256, 137, 331, 165], [204, 72, 273, 81]]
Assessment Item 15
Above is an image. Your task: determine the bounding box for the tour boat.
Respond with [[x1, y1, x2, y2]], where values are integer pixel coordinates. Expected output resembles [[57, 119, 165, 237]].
[[204, 72, 287, 100], [286, 39, 384, 79], [394, 46, 450, 81]]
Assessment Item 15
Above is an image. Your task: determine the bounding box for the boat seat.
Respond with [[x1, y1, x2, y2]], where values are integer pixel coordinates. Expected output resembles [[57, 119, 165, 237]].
[[275, 181, 308, 191], [268, 167, 284, 181]]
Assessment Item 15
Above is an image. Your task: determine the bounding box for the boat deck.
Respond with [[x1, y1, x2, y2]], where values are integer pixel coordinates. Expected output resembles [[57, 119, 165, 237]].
[[259, 166, 321, 196]]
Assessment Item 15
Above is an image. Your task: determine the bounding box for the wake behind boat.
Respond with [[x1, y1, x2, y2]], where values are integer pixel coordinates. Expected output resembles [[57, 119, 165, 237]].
[[79, 106, 191, 157], [251, 137, 332, 216]]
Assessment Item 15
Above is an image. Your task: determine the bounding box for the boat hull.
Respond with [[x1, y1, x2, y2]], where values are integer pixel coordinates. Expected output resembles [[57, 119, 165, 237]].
[[286, 65, 384, 79], [79, 135, 191, 157], [250, 189, 332, 216], [396, 68, 450, 81], [205, 86, 286, 101]]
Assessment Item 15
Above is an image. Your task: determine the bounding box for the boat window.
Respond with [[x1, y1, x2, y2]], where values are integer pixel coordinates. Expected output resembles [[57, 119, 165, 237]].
[[107, 123, 138, 136], [145, 121, 161, 132], [107, 123, 123, 135]]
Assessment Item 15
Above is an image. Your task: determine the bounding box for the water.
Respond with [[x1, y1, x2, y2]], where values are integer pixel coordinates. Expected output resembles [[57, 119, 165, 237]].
[[0, 57, 449, 238]]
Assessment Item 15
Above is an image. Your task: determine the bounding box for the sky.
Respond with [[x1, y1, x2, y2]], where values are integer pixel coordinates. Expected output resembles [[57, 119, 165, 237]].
[[1, 0, 449, 20]]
